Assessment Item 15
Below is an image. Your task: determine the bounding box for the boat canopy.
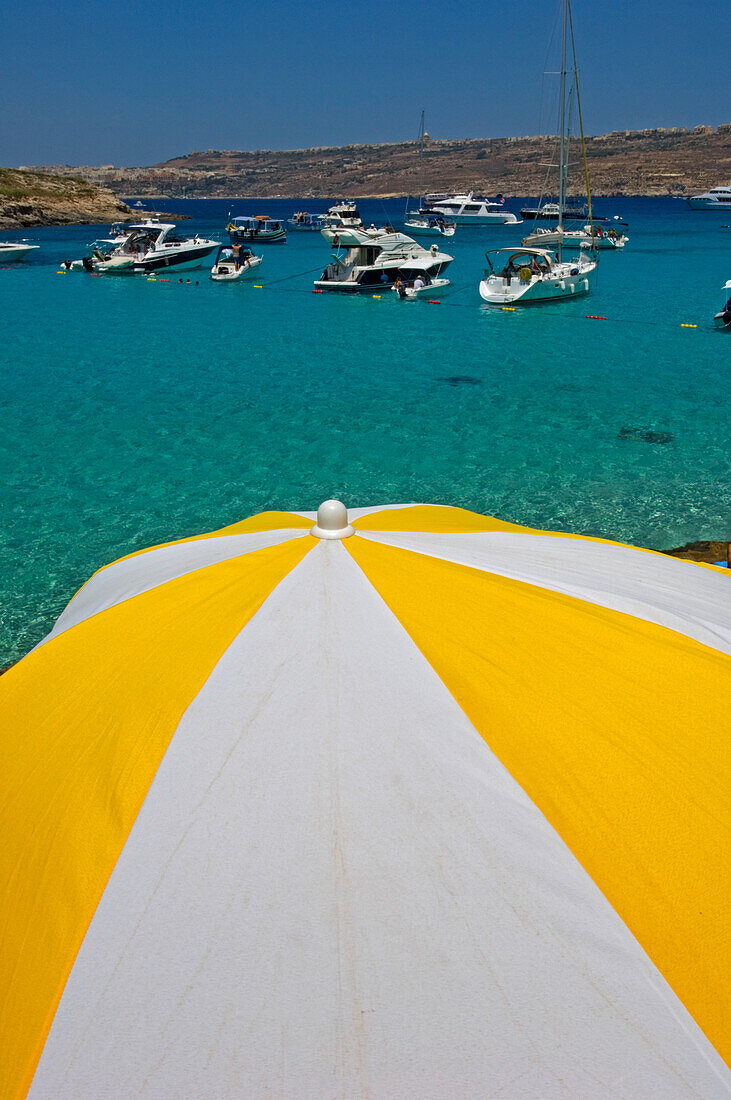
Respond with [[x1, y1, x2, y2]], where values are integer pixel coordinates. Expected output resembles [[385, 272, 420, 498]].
[[485, 247, 555, 261]]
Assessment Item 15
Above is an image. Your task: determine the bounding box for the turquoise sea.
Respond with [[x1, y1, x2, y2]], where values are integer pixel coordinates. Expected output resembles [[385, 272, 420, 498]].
[[1, 196, 729, 665]]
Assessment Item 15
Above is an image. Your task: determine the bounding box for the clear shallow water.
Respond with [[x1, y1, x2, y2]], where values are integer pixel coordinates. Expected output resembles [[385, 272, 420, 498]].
[[1, 197, 730, 664]]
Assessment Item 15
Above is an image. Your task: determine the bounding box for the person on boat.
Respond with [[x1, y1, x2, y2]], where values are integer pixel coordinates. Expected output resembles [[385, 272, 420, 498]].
[[413, 275, 426, 291], [393, 277, 406, 299], [232, 241, 243, 270], [503, 259, 517, 283]]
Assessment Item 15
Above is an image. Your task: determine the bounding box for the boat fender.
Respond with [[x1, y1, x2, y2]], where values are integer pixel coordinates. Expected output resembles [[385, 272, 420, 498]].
[[519, 266, 532, 282]]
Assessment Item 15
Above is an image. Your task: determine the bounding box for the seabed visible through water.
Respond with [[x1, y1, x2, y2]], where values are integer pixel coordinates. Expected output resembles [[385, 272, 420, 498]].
[[1, 196, 729, 664]]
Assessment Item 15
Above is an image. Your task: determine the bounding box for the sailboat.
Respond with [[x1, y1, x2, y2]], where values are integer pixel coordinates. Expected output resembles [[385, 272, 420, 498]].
[[404, 113, 456, 238], [479, 0, 597, 305]]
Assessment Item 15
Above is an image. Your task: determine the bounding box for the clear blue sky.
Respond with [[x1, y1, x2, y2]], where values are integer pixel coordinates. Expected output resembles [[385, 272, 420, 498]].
[[1, 0, 727, 166]]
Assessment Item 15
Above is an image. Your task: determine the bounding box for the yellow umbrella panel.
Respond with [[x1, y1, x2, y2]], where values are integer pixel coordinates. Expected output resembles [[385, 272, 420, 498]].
[[1, 502, 729, 1099]]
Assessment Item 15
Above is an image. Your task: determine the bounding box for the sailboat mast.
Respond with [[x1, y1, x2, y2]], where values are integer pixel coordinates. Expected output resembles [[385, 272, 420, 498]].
[[418, 109, 425, 207], [557, 0, 568, 255]]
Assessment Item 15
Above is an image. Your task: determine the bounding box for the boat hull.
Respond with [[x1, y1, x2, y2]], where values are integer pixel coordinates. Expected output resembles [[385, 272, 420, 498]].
[[431, 211, 518, 225], [687, 198, 731, 210], [520, 208, 587, 221], [133, 244, 219, 272], [404, 222, 456, 237], [0, 244, 39, 262], [230, 229, 287, 243]]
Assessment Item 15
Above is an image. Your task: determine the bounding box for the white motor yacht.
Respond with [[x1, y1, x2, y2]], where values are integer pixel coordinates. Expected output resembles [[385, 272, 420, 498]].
[[0, 242, 39, 262], [320, 201, 363, 229], [64, 222, 219, 273], [479, 247, 595, 305], [424, 191, 519, 225], [210, 245, 263, 282], [314, 228, 452, 294], [687, 186, 731, 210]]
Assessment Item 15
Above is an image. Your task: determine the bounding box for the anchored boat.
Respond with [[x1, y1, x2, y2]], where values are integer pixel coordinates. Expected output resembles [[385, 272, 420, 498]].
[[63, 222, 219, 273], [226, 216, 287, 244], [0, 241, 39, 262], [481, 0, 597, 305], [714, 280, 731, 329], [424, 191, 519, 225], [210, 245, 263, 281], [287, 212, 328, 231], [314, 228, 452, 294]]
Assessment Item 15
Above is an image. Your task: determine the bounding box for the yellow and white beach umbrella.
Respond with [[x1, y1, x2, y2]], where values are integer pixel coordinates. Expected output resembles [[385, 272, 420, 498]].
[[2, 501, 730, 1098]]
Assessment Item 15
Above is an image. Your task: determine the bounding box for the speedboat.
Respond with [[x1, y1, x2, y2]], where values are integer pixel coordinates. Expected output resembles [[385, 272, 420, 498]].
[[314, 228, 452, 294], [0, 241, 39, 262], [687, 186, 731, 210], [287, 212, 328, 231], [210, 245, 263, 281], [714, 280, 731, 329], [393, 276, 450, 300], [320, 201, 363, 229], [424, 191, 519, 225], [479, 247, 596, 305], [404, 212, 456, 237], [226, 216, 286, 243], [63, 222, 219, 273]]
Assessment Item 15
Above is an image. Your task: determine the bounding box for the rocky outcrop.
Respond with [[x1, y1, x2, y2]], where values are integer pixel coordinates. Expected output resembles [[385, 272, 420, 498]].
[[0, 168, 134, 229], [28, 124, 731, 199], [664, 541, 730, 565]]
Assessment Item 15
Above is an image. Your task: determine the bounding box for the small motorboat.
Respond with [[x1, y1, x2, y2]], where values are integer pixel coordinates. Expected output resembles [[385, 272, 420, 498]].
[[227, 216, 287, 243], [0, 241, 39, 262], [580, 224, 628, 250], [287, 212, 328, 231], [404, 212, 456, 237], [393, 276, 451, 300], [521, 226, 586, 251], [210, 245, 263, 281], [714, 280, 731, 329]]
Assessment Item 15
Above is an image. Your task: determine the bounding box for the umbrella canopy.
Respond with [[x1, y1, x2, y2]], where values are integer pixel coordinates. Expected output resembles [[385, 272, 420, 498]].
[[2, 501, 730, 1099]]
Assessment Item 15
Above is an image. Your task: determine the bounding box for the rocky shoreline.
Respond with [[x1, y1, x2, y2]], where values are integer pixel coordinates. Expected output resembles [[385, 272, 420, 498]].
[[0, 168, 135, 230]]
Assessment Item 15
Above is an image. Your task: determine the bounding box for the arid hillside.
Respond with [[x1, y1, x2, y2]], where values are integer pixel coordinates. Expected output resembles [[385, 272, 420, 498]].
[[0, 169, 133, 229], [28, 124, 731, 199]]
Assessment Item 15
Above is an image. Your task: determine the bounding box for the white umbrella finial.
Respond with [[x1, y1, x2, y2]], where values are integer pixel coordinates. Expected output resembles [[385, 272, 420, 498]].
[[311, 499, 355, 540]]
